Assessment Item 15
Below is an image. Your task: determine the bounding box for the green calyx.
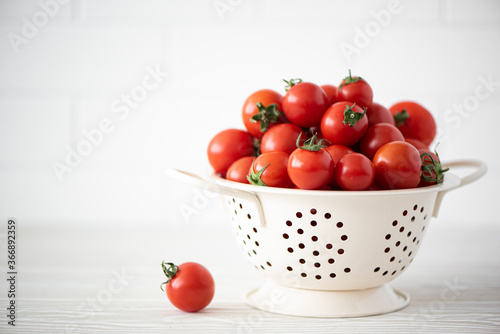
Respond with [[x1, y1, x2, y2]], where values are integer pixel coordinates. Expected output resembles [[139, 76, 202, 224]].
[[160, 261, 178, 291], [247, 160, 268, 186], [250, 102, 282, 133], [420, 148, 449, 184], [296, 132, 330, 152], [343, 103, 367, 127], [283, 78, 302, 91], [338, 69, 362, 92], [393, 109, 409, 127]]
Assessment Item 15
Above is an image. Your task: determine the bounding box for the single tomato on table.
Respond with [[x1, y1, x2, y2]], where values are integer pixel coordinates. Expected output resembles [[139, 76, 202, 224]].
[[161, 261, 215, 313]]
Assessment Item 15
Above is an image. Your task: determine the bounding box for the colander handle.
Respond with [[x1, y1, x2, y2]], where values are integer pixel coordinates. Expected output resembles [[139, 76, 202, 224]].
[[166, 168, 266, 227], [432, 159, 487, 217]]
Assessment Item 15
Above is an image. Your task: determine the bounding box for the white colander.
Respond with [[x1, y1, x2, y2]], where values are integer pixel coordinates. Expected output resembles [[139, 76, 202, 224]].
[[167, 160, 486, 317]]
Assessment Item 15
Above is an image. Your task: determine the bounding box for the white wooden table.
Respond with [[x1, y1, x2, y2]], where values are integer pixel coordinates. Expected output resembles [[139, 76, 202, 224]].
[[1, 220, 499, 333]]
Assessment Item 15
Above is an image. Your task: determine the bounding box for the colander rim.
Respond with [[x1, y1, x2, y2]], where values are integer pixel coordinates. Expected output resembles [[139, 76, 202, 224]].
[[210, 172, 461, 197]]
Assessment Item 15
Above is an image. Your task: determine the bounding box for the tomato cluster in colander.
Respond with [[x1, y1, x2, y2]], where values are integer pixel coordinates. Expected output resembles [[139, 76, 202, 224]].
[[207, 71, 447, 190]]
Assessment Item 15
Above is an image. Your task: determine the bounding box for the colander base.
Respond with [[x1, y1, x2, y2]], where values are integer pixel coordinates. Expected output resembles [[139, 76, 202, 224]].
[[245, 280, 410, 318]]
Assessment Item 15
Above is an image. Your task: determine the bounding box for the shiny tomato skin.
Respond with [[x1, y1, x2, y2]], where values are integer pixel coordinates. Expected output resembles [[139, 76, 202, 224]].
[[288, 148, 334, 190], [359, 123, 404, 160], [242, 89, 283, 139], [226, 156, 254, 183], [334, 153, 375, 191], [373, 141, 422, 189], [321, 84, 338, 106], [260, 123, 306, 155], [405, 137, 428, 150], [282, 82, 329, 128], [366, 102, 395, 126], [337, 76, 373, 108], [207, 129, 254, 176], [166, 262, 215, 312], [389, 101, 436, 146], [252, 152, 294, 188], [320, 101, 368, 147], [325, 144, 354, 188]]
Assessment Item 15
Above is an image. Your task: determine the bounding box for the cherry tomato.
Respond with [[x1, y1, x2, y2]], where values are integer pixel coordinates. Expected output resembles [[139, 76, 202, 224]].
[[359, 123, 404, 160], [373, 141, 422, 189], [226, 156, 254, 183], [389, 101, 436, 146], [321, 84, 338, 106], [337, 70, 373, 108], [405, 137, 428, 150], [242, 89, 283, 139], [207, 129, 254, 176], [287, 135, 334, 190], [321, 101, 368, 147], [366, 102, 395, 126], [334, 153, 375, 191], [325, 144, 354, 188], [260, 123, 307, 155], [161, 261, 215, 313], [249, 151, 294, 188], [419, 148, 448, 187], [282, 80, 329, 128]]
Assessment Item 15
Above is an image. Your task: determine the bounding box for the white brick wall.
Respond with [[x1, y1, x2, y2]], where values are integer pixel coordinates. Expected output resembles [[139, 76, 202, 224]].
[[0, 0, 499, 227]]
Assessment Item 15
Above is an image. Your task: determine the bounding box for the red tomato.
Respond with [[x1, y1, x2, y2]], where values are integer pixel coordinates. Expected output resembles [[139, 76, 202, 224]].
[[226, 156, 254, 183], [373, 141, 422, 189], [405, 137, 428, 150], [325, 144, 354, 188], [366, 102, 395, 126], [282, 81, 329, 128], [321, 101, 368, 147], [419, 148, 448, 187], [249, 151, 294, 188], [288, 135, 334, 190], [161, 261, 215, 313], [207, 129, 254, 176], [321, 84, 338, 106], [334, 153, 375, 191], [260, 123, 307, 155], [359, 123, 404, 160], [337, 70, 373, 108], [242, 89, 283, 139], [389, 101, 436, 146]]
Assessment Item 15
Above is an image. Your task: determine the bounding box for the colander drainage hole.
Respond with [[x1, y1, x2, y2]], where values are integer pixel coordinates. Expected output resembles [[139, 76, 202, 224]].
[[239, 203, 243, 209], [411, 216, 415, 222], [299, 258, 306, 264], [328, 258, 335, 264], [314, 262, 321, 268], [341, 235, 348, 241], [315, 275, 321, 280], [247, 214, 251, 219], [413, 204, 418, 211], [344, 268, 351, 273], [311, 236, 318, 242], [336, 222, 343, 228], [385, 234, 391, 240], [282, 233, 289, 239], [310, 208, 317, 215], [337, 249, 344, 255], [266, 261, 272, 267], [391, 270, 397, 276], [395, 241, 401, 247], [325, 213, 332, 219], [255, 241, 259, 247], [286, 220, 292, 227], [253, 227, 257, 233], [383, 271, 388, 276], [297, 228, 304, 234], [403, 210, 408, 216], [301, 273, 307, 278], [287, 266, 293, 271], [326, 243, 333, 249], [296, 212, 302, 218], [374, 267, 380, 272], [390, 256, 395, 262], [330, 273, 336, 278], [392, 220, 398, 226], [298, 243, 305, 249], [313, 251, 320, 256], [310, 220, 317, 227], [420, 207, 424, 213], [287, 247, 294, 253]]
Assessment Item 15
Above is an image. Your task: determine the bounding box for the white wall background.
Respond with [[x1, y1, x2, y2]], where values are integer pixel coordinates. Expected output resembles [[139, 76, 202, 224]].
[[0, 0, 499, 229]]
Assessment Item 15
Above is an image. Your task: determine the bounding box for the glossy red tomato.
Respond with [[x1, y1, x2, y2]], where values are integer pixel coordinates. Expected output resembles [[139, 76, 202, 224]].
[[260, 123, 306, 155], [249, 151, 294, 188], [359, 123, 404, 160], [207, 129, 254, 176], [334, 153, 375, 191], [288, 136, 334, 190], [282, 81, 329, 128], [321, 84, 338, 106], [161, 261, 215, 313], [366, 102, 395, 126], [389, 101, 436, 146], [226, 156, 254, 183], [325, 144, 354, 188], [337, 70, 373, 108], [321, 101, 368, 147], [373, 141, 422, 189], [242, 89, 283, 139]]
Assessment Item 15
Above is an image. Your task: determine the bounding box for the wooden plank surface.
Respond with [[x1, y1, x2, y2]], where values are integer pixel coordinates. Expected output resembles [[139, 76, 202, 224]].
[[0, 220, 499, 333]]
